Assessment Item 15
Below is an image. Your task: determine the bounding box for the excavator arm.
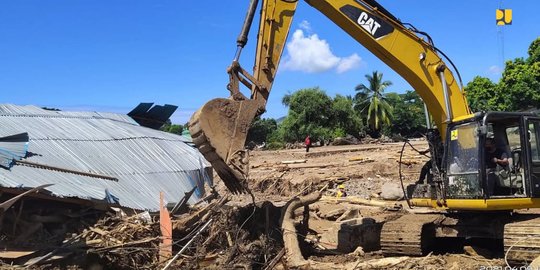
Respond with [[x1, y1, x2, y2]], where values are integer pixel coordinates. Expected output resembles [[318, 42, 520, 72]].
[[189, 0, 472, 193]]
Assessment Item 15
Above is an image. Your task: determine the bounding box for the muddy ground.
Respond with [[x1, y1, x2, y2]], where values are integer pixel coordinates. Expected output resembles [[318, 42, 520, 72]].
[[214, 140, 509, 269], [0, 140, 514, 269]]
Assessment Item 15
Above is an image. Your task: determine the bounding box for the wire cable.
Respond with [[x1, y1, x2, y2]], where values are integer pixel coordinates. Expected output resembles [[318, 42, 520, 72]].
[[398, 138, 432, 209], [402, 22, 465, 91], [398, 140, 412, 208]]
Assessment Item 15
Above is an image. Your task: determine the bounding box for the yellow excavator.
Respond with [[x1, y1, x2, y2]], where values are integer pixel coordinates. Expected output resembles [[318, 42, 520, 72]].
[[189, 0, 540, 263]]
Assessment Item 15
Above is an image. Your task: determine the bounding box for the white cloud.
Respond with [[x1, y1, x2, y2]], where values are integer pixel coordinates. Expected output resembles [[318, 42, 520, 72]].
[[299, 20, 311, 32], [281, 29, 363, 74], [488, 65, 502, 75], [337, 53, 362, 74]]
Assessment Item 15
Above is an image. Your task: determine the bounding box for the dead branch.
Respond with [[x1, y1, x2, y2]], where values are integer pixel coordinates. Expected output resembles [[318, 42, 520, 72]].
[[281, 191, 322, 268], [320, 195, 401, 209], [281, 192, 410, 269]]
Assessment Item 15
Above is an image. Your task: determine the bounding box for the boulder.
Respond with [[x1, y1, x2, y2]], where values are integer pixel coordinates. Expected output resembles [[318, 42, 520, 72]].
[[380, 183, 404, 200]]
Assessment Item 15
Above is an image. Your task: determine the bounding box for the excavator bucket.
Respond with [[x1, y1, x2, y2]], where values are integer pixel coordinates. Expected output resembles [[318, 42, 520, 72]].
[[189, 98, 260, 194]]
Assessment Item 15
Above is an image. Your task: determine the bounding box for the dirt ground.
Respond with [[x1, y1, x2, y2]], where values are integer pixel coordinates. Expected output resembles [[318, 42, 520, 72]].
[[215, 140, 509, 269], [0, 140, 514, 269], [248, 140, 427, 200]]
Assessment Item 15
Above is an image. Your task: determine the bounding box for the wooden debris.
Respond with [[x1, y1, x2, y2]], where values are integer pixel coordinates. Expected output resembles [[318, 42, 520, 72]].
[[397, 159, 419, 166], [172, 196, 228, 231], [160, 192, 173, 262], [305, 145, 382, 158], [0, 184, 53, 213], [281, 159, 307, 164], [263, 248, 285, 270], [348, 156, 374, 163], [75, 213, 161, 269], [281, 191, 409, 269], [162, 218, 213, 270], [282, 191, 322, 267], [349, 256, 411, 270], [170, 186, 196, 215], [287, 163, 338, 169], [463, 245, 479, 257], [321, 195, 402, 210], [0, 250, 36, 259]]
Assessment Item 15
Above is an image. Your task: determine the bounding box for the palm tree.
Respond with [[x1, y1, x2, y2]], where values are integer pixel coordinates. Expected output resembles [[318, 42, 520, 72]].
[[354, 71, 393, 135]]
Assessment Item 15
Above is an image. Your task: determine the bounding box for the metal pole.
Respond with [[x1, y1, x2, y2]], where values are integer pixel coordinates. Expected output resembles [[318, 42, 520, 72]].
[[234, 0, 259, 62], [162, 218, 213, 270], [438, 69, 453, 124], [423, 102, 431, 129]]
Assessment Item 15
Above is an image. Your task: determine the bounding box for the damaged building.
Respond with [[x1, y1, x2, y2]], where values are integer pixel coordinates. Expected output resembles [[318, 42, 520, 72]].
[[0, 104, 212, 211]]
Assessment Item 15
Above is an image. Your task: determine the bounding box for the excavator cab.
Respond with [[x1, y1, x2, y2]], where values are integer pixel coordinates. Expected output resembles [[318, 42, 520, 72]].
[[410, 111, 540, 209]]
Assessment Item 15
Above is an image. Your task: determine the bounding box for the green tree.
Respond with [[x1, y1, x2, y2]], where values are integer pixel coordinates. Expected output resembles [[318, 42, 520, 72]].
[[280, 87, 333, 142], [464, 76, 500, 111], [498, 58, 540, 111], [528, 37, 540, 64], [385, 91, 426, 137], [278, 87, 364, 142], [354, 71, 393, 136], [282, 87, 333, 126], [160, 119, 183, 135], [246, 117, 278, 144], [331, 95, 363, 137], [464, 37, 540, 112]]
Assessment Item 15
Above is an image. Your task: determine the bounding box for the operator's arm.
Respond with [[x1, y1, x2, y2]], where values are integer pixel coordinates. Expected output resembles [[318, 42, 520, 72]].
[[493, 151, 509, 166]]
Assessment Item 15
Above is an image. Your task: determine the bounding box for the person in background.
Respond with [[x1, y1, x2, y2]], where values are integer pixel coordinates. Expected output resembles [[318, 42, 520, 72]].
[[305, 135, 311, 153], [337, 184, 347, 197]]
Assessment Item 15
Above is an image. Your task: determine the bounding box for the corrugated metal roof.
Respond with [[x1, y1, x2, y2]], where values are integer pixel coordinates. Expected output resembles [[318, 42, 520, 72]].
[[0, 104, 212, 211]]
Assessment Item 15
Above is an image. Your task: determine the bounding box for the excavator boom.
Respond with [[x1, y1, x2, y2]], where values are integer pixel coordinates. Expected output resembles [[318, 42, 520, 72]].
[[188, 1, 540, 262], [189, 0, 471, 193]]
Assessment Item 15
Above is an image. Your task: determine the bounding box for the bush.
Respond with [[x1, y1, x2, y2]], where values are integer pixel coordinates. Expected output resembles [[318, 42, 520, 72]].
[[332, 128, 346, 139], [266, 141, 285, 150]]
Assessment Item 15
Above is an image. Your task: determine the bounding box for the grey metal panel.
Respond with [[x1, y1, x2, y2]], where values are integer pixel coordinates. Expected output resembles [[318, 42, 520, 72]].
[[0, 104, 210, 211]]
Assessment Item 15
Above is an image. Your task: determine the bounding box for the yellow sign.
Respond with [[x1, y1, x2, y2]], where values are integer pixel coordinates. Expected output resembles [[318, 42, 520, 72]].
[[496, 9, 512, 25], [451, 130, 459, 141]]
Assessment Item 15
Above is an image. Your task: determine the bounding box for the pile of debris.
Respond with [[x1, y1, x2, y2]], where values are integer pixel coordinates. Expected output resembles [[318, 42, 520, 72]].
[[0, 188, 285, 269], [75, 211, 160, 269]]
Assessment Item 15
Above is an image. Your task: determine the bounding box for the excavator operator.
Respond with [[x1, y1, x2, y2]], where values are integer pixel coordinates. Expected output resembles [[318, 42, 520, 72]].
[[484, 138, 509, 169], [485, 138, 509, 195]]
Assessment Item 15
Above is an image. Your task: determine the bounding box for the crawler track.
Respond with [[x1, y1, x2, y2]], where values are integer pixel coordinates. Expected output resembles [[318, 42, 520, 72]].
[[504, 217, 540, 263], [381, 214, 441, 256]]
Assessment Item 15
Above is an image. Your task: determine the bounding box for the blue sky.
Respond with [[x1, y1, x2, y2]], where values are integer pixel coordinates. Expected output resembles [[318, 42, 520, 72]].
[[1, 1, 539, 124]]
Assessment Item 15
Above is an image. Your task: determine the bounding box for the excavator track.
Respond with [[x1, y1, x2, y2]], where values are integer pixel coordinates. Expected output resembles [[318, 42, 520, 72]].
[[504, 217, 540, 263], [381, 214, 441, 256]]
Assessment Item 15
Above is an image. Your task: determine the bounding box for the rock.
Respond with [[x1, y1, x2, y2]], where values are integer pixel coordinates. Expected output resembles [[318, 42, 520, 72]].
[[336, 208, 362, 222], [380, 183, 404, 200], [318, 217, 381, 253], [331, 135, 359, 146], [319, 208, 347, 220]]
